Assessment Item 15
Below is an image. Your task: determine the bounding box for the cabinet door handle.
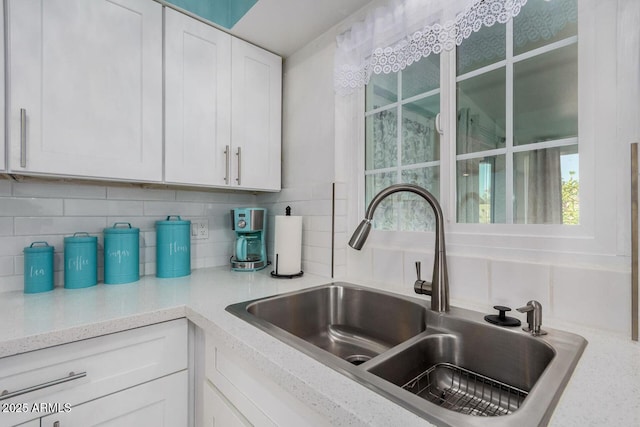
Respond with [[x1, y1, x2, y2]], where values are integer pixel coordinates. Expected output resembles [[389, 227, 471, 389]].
[[224, 145, 230, 184], [20, 108, 27, 168], [236, 147, 242, 186], [0, 371, 86, 401], [53, 422, 60, 427]]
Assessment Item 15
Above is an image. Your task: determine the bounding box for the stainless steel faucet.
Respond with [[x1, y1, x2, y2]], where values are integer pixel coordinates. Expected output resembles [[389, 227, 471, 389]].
[[348, 184, 449, 312], [517, 300, 547, 336]]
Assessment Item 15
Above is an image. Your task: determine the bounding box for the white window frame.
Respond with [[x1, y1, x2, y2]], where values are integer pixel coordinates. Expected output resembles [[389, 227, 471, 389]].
[[348, 0, 630, 266]]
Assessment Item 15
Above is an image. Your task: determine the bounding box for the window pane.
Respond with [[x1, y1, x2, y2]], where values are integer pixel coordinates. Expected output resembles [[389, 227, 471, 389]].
[[513, 0, 577, 56], [402, 95, 440, 166], [366, 72, 397, 111], [400, 167, 439, 231], [365, 110, 397, 170], [402, 54, 440, 99], [457, 156, 506, 223], [513, 44, 578, 146], [513, 145, 579, 224], [457, 22, 506, 76], [457, 68, 506, 154], [366, 172, 398, 230]]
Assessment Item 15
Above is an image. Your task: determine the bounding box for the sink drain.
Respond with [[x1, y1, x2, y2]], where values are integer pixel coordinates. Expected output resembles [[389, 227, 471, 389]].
[[345, 355, 372, 366]]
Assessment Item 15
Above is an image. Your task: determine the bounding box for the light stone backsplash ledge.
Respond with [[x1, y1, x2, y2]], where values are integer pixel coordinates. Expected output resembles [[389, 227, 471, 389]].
[[0, 178, 255, 293]]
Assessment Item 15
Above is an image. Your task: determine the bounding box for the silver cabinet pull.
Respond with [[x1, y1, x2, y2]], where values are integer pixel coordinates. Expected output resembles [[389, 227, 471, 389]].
[[53, 422, 60, 427], [236, 147, 242, 186], [224, 145, 230, 184], [20, 108, 27, 168], [0, 371, 86, 401]]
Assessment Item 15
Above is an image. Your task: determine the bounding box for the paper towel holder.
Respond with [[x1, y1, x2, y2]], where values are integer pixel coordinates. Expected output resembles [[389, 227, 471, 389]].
[[271, 254, 304, 279], [270, 206, 304, 279]]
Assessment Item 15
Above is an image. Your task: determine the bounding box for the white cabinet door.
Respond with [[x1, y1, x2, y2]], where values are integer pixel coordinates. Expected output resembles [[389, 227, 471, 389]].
[[0, 1, 5, 172], [40, 370, 187, 427], [202, 380, 250, 427], [7, 0, 163, 182], [231, 38, 282, 191], [164, 8, 231, 186]]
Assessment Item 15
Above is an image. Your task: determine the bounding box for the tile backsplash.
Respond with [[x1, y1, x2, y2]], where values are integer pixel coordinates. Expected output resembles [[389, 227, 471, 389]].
[[0, 177, 255, 293]]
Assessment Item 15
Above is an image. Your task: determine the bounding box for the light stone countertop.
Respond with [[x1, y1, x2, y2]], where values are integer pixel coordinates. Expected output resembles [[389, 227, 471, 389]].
[[0, 267, 638, 427]]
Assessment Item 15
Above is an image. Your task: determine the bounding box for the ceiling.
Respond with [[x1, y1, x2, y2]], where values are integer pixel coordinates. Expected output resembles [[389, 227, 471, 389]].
[[228, 0, 373, 57]]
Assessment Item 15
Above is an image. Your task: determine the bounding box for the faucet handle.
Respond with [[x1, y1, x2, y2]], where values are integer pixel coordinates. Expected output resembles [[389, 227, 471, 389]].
[[414, 261, 431, 296]]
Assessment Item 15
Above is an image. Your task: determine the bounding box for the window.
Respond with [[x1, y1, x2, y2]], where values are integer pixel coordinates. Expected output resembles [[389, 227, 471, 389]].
[[364, 0, 579, 229], [365, 53, 441, 231]]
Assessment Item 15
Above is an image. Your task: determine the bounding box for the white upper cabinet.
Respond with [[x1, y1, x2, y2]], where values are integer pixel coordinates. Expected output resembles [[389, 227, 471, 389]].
[[165, 8, 232, 187], [165, 9, 281, 191], [7, 0, 163, 182], [231, 38, 282, 191]]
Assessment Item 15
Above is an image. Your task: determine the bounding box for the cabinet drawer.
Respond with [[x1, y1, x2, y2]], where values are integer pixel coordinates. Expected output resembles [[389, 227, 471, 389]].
[[0, 319, 187, 426]]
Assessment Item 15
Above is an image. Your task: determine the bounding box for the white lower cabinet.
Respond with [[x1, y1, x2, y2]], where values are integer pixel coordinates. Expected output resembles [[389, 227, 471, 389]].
[[0, 319, 188, 427], [40, 371, 187, 427], [197, 330, 328, 427], [202, 380, 250, 427]]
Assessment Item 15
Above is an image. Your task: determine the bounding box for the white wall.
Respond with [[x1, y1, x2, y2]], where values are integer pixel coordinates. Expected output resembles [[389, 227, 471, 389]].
[[256, 32, 344, 278], [0, 177, 253, 293]]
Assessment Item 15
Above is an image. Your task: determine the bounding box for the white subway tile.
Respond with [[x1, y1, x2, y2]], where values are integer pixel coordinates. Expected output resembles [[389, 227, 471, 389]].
[[303, 245, 332, 266], [107, 216, 156, 232], [0, 275, 23, 293], [0, 256, 14, 276], [333, 247, 347, 267], [552, 266, 630, 333], [64, 199, 143, 216], [0, 197, 63, 216], [278, 187, 312, 202], [107, 186, 176, 201], [14, 217, 107, 236], [303, 230, 332, 248], [347, 248, 372, 281], [302, 260, 331, 277], [308, 215, 332, 232], [372, 248, 404, 286], [0, 180, 12, 196], [334, 182, 348, 200], [490, 260, 551, 310], [311, 183, 333, 200], [447, 255, 490, 305], [0, 218, 13, 236], [143, 201, 205, 217], [13, 182, 106, 199]]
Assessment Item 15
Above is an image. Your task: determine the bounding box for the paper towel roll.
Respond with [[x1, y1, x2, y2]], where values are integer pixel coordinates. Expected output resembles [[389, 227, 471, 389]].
[[273, 215, 302, 275]]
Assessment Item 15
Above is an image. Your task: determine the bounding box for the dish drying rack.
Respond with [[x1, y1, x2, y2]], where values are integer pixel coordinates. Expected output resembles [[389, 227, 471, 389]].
[[402, 362, 528, 417]]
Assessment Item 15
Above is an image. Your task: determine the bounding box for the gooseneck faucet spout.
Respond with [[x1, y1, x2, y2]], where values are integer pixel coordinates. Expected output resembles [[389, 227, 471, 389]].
[[348, 184, 449, 312]]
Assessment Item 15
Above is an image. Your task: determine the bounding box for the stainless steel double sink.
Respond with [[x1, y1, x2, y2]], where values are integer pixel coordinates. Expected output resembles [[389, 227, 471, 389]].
[[226, 283, 587, 427]]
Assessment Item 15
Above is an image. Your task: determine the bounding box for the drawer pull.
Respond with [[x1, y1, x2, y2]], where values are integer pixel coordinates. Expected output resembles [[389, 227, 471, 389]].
[[0, 371, 87, 401]]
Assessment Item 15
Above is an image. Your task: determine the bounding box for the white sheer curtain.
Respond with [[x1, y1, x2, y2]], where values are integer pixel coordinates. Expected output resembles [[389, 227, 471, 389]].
[[334, 0, 527, 95]]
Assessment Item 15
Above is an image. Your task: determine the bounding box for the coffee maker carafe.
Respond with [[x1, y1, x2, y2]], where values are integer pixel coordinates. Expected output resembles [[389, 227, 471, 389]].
[[230, 208, 267, 271]]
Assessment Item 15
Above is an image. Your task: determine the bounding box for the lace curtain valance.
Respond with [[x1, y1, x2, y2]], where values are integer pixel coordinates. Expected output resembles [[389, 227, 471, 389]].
[[334, 0, 528, 95]]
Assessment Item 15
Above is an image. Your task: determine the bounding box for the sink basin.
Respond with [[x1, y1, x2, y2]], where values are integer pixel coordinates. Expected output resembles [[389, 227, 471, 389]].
[[226, 282, 587, 427], [243, 284, 428, 362]]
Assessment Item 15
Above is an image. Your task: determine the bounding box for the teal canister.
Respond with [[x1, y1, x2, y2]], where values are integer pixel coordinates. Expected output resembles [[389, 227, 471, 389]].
[[156, 215, 191, 278], [23, 242, 55, 293], [64, 232, 98, 289], [104, 222, 140, 284]]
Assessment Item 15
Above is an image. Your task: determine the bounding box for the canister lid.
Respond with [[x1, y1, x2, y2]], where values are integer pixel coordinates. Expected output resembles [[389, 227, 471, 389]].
[[24, 241, 54, 253], [156, 215, 191, 226], [104, 222, 140, 234], [64, 232, 97, 244]]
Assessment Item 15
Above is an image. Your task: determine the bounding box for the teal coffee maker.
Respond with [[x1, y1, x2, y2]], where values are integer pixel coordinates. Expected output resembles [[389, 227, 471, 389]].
[[230, 208, 267, 271]]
